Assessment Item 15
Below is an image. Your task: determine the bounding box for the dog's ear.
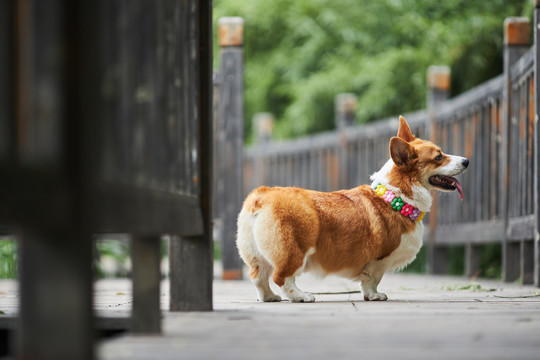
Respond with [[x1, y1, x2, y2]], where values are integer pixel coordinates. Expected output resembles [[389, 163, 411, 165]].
[[397, 115, 415, 142], [390, 137, 416, 168]]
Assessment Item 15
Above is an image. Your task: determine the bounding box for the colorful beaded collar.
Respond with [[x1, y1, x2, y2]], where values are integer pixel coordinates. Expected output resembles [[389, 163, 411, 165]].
[[370, 181, 425, 222]]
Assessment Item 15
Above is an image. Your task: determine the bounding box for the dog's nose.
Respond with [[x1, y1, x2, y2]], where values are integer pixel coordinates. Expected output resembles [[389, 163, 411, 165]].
[[462, 158, 469, 168]]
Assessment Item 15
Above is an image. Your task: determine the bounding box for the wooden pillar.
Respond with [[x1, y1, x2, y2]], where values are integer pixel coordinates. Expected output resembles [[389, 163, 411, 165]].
[[0, 0, 13, 162], [252, 113, 273, 189], [254, 112, 274, 144], [465, 244, 482, 278], [215, 17, 244, 280], [335, 93, 357, 130], [19, 231, 94, 360], [335, 94, 356, 189], [170, 0, 214, 311], [533, 2, 540, 287], [502, 17, 530, 282], [169, 235, 213, 311], [426, 65, 450, 275], [15, 1, 96, 358], [521, 240, 535, 284], [131, 235, 162, 333]]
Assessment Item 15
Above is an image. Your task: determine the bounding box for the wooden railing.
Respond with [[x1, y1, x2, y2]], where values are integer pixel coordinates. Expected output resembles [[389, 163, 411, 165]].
[[241, 14, 540, 287]]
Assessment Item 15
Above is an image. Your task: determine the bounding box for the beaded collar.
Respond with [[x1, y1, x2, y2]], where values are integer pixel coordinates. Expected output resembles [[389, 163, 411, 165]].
[[370, 181, 425, 222]]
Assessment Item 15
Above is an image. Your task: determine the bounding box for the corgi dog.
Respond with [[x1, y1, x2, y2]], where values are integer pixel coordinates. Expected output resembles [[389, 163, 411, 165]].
[[236, 116, 469, 302]]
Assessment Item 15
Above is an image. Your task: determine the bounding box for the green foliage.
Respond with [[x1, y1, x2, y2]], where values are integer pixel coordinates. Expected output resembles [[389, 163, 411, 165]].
[[0, 238, 17, 279], [94, 239, 130, 279], [447, 245, 465, 276], [443, 283, 497, 292], [479, 244, 502, 279], [214, 0, 531, 142], [214, 240, 222, 261]]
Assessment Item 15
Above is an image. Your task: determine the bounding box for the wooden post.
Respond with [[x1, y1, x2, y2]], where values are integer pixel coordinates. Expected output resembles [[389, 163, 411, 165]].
[[465, 244, 482, 278], [0, 0, 13, 162], [169, 0, 214, 311], [254, 112, 274, 144], [252, 113, 273, 189], [335, 94, 356, 189], [534, 2, 540, 287], [14, 1, 95, 358], [131, 235, 162, 333], [502, 17, 530, 282], [521, 240, 535, 284], [426, 65, 450, 275], [335, 93, 357, 130], [215, 17, 244, 280], [19, 231, 94, 360], [169, 235, 213, 311]]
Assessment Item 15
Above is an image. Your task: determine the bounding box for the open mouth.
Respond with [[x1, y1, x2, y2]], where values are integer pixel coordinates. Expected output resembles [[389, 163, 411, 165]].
[[429, 175, 464, 200]]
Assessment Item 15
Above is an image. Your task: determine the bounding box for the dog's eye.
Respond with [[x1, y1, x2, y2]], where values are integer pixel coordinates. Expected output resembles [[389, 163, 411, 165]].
[[435, 154, 443, 161]]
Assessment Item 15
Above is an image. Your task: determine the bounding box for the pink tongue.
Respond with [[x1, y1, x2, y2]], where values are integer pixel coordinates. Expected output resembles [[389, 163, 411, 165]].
[[455, 179, 463, 201]]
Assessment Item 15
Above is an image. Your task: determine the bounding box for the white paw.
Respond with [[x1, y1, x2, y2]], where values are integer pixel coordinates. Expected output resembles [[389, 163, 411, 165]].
[[260, 294, 282, 302], [363, 292, 388, 301], [287, 292, 316, 303]]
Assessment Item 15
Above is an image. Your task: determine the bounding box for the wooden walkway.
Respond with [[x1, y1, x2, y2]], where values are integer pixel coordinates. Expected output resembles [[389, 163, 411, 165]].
[[2, 273, 540, 359]]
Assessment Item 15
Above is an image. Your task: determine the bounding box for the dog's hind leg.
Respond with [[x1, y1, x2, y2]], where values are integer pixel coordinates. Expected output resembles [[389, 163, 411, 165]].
[[278, 276, 315, 303], [272, 248, 316, 303], [246, 193, 319, 303], [249, 258, 282, 302], [237, 209, 282, 302]]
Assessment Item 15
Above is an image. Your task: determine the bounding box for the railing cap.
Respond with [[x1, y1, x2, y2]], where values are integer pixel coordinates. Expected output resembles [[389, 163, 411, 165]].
[[218, 17, 244, 47], [504, 17, 530, 46], [335, 93, 357, 115], [253, 113, 274, 143], [427, 65, 451, 91]]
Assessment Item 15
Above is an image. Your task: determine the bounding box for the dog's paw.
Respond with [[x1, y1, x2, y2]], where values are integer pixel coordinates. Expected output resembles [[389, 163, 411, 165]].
[[363, 292, 388, 301], [260, 294, 282, 302], [288, 292, 316, 303]]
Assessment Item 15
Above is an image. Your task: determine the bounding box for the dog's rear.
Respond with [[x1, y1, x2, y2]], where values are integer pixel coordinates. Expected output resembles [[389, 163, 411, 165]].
[[236, 187, 319, 302]]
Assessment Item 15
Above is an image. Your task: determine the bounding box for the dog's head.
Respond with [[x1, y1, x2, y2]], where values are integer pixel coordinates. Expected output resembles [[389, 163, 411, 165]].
[[388, 116, 469, 201]]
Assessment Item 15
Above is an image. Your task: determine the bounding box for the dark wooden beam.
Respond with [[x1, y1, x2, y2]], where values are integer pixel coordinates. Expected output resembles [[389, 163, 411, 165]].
[[131, 235, 162, 334]]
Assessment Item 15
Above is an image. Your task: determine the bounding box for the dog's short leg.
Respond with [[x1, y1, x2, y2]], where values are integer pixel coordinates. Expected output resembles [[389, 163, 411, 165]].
[[279, 276, 315, 303], [272, 247, 316, 303], [253, 279, 282, 302], [251, 261, 282, 302], [359, 261, 388, 301]]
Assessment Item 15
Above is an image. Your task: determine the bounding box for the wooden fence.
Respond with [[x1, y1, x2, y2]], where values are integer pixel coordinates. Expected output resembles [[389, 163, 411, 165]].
[[0, 1, 212, 359], [242, 14, 540, 287]]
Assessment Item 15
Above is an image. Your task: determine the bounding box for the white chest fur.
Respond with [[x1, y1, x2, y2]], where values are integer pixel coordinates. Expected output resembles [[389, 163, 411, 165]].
[[386, 222, 424, 271]]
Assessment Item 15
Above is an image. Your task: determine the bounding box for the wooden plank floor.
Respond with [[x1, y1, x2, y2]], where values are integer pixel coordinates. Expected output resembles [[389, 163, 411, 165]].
[[101, 273, 540, 360], [2, 273, 540, 359]]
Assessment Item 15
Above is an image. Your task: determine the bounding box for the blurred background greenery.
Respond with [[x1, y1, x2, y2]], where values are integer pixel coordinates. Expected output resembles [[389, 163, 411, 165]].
[[0, 238, 17, 279], [214, 0, 533, 142]]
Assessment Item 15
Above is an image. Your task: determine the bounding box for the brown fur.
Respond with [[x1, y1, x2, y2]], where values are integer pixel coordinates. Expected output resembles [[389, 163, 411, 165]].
[[242, 185, 416, 286]]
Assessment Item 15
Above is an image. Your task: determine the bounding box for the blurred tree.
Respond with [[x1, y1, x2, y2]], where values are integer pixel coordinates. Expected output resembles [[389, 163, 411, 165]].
[[214, 0, 532, 142]]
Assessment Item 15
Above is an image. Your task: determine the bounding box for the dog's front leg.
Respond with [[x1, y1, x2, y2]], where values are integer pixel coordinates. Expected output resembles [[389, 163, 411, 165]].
[[359, 260, 388, 301]]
